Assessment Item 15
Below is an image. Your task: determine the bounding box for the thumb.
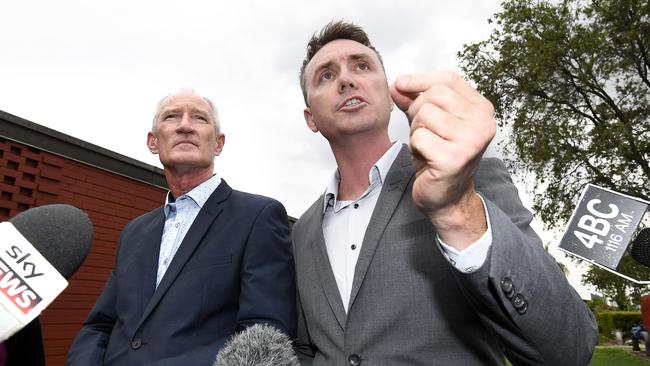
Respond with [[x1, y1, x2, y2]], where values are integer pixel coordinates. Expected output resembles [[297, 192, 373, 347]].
[[390, 77, 418, 116]]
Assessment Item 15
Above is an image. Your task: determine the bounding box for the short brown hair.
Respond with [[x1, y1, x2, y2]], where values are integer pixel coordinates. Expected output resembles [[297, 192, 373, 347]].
[[299, 20, 384, 106]]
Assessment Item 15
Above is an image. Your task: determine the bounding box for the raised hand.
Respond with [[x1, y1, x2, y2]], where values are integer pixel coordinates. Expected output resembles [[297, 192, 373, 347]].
[[390, 71, 496, 249]]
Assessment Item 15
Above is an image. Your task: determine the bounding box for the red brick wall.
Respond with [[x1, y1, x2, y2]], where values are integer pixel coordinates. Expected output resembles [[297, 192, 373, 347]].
[[0, 137, 166, 365], [641, 295, 650, 329]]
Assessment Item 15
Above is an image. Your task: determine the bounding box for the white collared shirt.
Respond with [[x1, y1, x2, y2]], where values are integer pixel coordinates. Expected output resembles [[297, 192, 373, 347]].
[[322, 143, 492, 312], [156, 173, 222, 288]]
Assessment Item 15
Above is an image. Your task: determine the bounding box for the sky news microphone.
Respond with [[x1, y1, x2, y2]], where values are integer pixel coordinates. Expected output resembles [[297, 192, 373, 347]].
[[213, 324, 299, 366], [630, 228, 650, 268], [0, 204, 93, 341]]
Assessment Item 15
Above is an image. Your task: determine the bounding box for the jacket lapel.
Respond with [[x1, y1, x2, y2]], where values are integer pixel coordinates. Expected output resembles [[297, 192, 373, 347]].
[[136, 180, 232, 330], [304, 199, 348, 330], [139, 209, 165, 316], [347, 145, 413, 312]]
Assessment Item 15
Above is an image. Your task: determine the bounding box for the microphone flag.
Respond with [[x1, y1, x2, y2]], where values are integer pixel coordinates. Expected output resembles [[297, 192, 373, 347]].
[[0, 222, 68, 341], [558, 184, 648, 270]]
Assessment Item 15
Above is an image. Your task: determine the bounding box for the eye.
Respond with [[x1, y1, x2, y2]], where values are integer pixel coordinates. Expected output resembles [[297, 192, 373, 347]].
[[356, 62, 369, 71], [320, 71, 334, 81], [193, 114, 209, 123], [162, 113, 178, 121]]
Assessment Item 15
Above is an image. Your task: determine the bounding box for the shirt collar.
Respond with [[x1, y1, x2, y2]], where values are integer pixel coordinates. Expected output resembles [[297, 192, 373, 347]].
[[323, 142, 402, 213], [164, 173, 222, 218]]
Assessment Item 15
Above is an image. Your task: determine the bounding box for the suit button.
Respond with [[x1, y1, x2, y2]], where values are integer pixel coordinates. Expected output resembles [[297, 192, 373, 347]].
[[501, 276, 514, 299], [131, 339, 142, 350], [348, 353, 362, 366], [512, 293, 528, 314]]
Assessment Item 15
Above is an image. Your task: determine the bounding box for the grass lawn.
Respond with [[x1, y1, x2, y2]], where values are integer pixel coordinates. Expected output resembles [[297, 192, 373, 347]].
[[592, 347, 650, 366], [504, 347, 650, 365]]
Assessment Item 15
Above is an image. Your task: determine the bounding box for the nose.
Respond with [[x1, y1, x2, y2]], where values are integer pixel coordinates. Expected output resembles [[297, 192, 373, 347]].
[[176, 113, 193, 133], [338, 72, 357, 93]]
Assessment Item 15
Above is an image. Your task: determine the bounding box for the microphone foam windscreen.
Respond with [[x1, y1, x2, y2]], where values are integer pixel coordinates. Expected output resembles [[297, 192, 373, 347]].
[[214, 324, 299, 366], [9, 204, 93, 279], [630, 228, 650, 268]]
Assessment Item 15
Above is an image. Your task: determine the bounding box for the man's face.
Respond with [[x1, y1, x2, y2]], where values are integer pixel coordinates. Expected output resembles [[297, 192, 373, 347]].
[[147, 92, 224, 173], [303, 39, 393, 141]]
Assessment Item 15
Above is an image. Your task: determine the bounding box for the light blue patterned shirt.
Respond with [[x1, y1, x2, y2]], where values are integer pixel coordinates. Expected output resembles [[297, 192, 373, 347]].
[[156, 173, 222, 288]]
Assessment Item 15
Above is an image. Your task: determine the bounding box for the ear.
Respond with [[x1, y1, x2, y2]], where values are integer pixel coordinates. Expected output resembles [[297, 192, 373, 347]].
[[147, 132, 158, 154], [303, 107, 319, 133], [214, 133, 226, 156]]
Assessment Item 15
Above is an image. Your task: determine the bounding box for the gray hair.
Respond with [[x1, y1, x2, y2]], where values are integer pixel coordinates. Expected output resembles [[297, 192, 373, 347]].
[[151, 89, 221, 134]]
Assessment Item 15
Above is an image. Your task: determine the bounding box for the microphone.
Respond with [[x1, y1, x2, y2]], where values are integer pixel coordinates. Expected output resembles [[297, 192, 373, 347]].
[[9, 204, 93, 279], [213, 324, 299, 366], [0, 204, 93, 341], [630, 228, 650, 268], [558, 184, 648, 271]]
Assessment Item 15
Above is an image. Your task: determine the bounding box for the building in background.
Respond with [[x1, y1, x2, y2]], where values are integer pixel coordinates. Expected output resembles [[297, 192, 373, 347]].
[[0, 110, 167, 365]]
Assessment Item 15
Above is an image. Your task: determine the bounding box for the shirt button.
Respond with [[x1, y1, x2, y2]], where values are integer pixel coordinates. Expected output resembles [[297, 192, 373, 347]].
[[348, 354, 362, 366], [131, 339, 142, 350], [351, 244, 357, 250], [354, 203, 359, 209], [465, 266, 474, 273], [175, 222, 180, 228]]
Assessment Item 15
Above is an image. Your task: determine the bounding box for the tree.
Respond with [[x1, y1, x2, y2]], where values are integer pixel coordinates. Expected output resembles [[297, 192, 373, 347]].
[[581, 253, 650, 309], [458, 0, 649, 228], [458, 0, 650, 306]]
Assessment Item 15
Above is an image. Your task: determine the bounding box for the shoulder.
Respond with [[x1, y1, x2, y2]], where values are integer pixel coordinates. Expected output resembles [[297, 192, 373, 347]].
[[293, 196, 323, 235], [122, 206, 163, 231], [229, 189, 286, 212]]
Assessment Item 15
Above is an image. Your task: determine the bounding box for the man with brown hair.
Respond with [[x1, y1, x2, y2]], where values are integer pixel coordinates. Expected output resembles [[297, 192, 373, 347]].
[[292, 21, 597, 365]]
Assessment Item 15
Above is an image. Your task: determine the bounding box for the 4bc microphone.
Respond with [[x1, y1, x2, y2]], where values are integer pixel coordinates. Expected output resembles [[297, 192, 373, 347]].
[[558, 184, 649, 283], [630, 228, 650, 268], [0, 204, 93, 341]]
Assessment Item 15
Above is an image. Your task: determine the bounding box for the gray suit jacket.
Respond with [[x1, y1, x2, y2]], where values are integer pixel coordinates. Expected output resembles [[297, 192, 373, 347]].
[[292, 145, 597, 365]]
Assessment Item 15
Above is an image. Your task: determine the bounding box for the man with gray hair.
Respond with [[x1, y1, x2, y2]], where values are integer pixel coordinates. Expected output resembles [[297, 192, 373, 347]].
[[67, 90, 296, 365]]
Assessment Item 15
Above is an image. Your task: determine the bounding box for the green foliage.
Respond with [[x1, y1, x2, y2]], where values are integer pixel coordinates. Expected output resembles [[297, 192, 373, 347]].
[[459, 0, 650, 228], [588, 298, 617, 313], [582, 253, 650, 310], [596, 311, 642, 339]]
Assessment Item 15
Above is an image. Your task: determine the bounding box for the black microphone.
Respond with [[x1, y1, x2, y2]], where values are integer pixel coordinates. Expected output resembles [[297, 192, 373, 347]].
[[630, 228, 650, 268], [0, 204, 93, 341], [9, 204, 93, 279], [213, 324, 299, 366]]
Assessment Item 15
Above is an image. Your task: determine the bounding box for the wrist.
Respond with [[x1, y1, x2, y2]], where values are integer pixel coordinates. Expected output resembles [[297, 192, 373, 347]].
[[426, 191, 487, 250]]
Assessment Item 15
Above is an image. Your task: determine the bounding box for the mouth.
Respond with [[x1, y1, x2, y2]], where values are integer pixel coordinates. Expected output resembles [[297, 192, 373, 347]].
[[174, 140, 197, 147], [337, 96, 367, 111]]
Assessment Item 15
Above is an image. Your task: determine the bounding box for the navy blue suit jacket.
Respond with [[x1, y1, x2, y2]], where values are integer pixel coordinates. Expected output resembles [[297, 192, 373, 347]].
[[67, 180, 296, 365]]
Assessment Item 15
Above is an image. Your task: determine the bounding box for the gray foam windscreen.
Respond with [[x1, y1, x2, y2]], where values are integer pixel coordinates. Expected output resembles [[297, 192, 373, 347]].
[[214, 324, 299, 366]]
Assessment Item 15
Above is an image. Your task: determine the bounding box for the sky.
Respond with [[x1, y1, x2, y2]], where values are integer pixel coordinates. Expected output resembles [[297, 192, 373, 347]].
[[0, 1, 594, 296]]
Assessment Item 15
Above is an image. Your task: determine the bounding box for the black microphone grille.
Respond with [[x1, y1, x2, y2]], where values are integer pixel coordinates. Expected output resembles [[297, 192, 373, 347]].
[[630, 228, 650, 268], [9, 204, 93, 279]]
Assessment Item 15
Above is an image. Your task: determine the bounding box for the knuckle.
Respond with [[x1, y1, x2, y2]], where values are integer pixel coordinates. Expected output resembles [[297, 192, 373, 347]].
[[428, 83, 446, 97]]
